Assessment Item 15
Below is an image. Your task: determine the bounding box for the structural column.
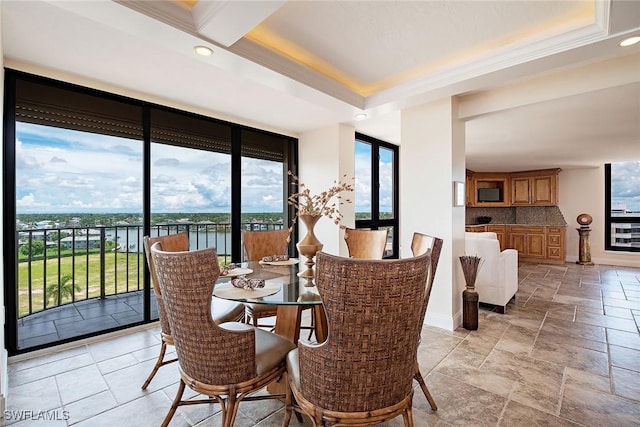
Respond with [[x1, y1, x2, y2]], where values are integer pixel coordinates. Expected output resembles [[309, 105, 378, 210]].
[[400, 97, 466, 330], [298, 124, 355, 257]]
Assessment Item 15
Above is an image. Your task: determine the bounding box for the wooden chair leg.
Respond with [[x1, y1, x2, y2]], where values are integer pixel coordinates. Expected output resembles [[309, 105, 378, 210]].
[[142, 340, 168, 390], [414, 367, 437, 410], [161, 378, 185, 427], [223, 394, 241, 427], [403, 404, 414, 427], [283, 373, 293, 427]]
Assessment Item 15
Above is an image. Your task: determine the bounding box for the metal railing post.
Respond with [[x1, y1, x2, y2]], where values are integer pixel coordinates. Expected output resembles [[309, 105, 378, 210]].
[[100, 228, 106, 299]]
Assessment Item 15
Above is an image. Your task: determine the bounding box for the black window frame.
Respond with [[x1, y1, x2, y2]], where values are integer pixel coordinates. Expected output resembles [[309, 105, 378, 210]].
[[3, 69, 298, 355], [354, 132, 399, 258], [605, 162, 640, 253]]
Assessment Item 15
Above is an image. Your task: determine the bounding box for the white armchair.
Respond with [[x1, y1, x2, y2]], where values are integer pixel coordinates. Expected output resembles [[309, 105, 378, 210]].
[[465, 232, 518, 313]]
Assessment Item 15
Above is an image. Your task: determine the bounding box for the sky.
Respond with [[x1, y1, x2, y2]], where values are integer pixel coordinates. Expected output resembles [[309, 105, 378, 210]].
[[611, 161, 640, 212], [15, 123, 394, 214]]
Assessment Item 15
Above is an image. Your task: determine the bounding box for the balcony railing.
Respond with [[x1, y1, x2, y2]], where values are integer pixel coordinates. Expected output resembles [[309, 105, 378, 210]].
[[17, 221, 284, 318]]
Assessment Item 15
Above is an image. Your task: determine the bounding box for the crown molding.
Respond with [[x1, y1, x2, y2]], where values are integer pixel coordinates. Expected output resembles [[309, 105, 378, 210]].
[[229, 38, 366, 109], [113, 0, 197, 34]]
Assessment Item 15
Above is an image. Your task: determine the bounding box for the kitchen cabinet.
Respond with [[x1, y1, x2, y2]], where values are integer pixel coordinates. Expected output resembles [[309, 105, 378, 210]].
[[466, 168, 560, 207], [487, 225, 507, 251], [510, 169, 560, 206], [470, 173, 510, 207], [508, 226, 546, 258], [466, 224, 565, 263], [465, 171, 474, 206], [546, 226, 566, 261]]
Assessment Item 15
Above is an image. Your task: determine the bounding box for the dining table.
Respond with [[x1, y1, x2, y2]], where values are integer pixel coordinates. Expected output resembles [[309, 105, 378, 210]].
[[213, 259, 328, 345]]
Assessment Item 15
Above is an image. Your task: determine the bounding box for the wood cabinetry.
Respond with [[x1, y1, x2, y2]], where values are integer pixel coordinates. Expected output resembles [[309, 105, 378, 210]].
[[510, 169, 559, 206], [466, 225, 566, 264], [465, 171, 474, 206], [466, 168, 560, 207], [470, 173, 510, 207], [546, 226, 566, 261], [487, 225, 507, 251], [508, 226, 546, 258]]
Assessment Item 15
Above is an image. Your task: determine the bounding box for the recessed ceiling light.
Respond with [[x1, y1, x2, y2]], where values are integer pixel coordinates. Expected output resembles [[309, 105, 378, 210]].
[[354, 113, 368, 121], [194, 45, 213, 56], [619, 36, 640, 47]]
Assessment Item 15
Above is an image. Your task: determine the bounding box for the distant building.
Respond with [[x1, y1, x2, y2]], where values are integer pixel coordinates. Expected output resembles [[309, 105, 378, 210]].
[[610, 222, 640, 248], [60, 235, 102, 249]]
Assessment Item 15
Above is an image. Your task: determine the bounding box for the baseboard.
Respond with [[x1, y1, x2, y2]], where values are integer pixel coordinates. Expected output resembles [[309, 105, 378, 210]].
[[566, 255, 640, 268], [424, 310, 460, 331]]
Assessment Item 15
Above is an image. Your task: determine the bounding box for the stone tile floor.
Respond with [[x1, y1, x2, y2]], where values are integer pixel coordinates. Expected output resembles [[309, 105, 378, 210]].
[[5, 262, 640, 426]]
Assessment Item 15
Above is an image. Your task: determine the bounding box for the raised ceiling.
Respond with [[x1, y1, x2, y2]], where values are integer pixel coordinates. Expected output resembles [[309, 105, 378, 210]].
[[2, 0, 639, 171]]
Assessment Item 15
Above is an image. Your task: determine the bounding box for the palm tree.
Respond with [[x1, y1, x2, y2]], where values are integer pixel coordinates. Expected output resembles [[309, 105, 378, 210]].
[[45, 274, 82, 306]]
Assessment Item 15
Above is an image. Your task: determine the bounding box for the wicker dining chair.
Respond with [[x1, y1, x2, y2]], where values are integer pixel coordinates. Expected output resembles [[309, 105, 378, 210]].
[[242, 229, 290, 327], [283, 250, 432, 426], [344, 227, 388, 259], [149, 243, 297, 427], [141, 232, 245, 390], [410, 232, 444, 411]]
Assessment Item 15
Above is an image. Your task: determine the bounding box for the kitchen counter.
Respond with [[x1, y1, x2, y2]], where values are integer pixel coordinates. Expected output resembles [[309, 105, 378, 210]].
[[465, 224, 566, 264]]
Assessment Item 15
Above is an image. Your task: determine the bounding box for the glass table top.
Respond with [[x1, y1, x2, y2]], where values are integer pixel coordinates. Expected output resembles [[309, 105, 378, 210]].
[[214, 260, 322, 305]]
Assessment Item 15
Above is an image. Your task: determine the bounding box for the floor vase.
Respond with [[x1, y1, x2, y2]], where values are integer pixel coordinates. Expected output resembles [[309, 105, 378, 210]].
[[460, 256, 481, 330]]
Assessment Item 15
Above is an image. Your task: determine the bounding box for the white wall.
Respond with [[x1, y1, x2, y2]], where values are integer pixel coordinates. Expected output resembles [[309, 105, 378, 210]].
[[401, 97, 466, 330], [560, 167, 640, 267], [0, 6, 8, 412], [297, 124, 355, 257]]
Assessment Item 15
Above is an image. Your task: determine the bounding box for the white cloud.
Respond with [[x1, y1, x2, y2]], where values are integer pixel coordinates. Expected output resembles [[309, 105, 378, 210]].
[[16, 193, 51, 210], [15, 122, 287, 213]]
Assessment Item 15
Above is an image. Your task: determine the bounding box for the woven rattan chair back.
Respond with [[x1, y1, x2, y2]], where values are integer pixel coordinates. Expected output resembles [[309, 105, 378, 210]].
[[242, 229, 289, 261], [343, 227, 387, 259], [150, 243, 295, 427], [410, 232, 443, 411], [241, 229, 289, 328], [140, 233, 189, 390], [150, 244, 256, 385], [293, 250, 431, 423], [411, 232, 443, 318], [143, 233, 190, 337], [141, 233, 244, 390]]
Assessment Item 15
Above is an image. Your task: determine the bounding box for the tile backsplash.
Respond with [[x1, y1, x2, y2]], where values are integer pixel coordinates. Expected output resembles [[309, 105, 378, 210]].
[[466, 206, 567, 226]]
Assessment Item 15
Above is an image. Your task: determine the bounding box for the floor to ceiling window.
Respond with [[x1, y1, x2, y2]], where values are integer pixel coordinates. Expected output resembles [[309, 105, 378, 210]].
[[8, 74, 145, 352], [240, 129, 293, 260], [605, 161, 640, 252], [3, 70, 297, 355], [150, 107, 233, 267], [354, 133, 399, 258]]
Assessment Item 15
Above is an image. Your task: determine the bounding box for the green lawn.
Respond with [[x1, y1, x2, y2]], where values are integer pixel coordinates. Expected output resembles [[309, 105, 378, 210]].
[[17, 251, 231, 317]]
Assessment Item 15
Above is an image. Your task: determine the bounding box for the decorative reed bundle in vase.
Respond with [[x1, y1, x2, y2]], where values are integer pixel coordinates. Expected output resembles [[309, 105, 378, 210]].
[[459, 255, 483, 330]]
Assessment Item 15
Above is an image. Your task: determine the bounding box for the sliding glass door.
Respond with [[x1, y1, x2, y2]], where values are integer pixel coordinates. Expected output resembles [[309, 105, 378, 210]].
[[9, 75, 144, 351], [4, 70, 298, 355], [240, 128, 294, 260]]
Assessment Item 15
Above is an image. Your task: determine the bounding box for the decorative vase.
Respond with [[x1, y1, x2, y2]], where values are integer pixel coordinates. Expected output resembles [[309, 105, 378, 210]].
[[460, 256, 482, 331], [297, 214, 323, 279]]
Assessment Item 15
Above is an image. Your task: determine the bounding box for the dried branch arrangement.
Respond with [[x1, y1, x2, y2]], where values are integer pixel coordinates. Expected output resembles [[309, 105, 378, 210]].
[[286, 170, 354, 237], [459, 255, 483, 289]]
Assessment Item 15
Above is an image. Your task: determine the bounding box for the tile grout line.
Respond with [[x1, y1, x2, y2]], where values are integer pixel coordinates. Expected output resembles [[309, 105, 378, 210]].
[[555, 367, 568, 417]]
